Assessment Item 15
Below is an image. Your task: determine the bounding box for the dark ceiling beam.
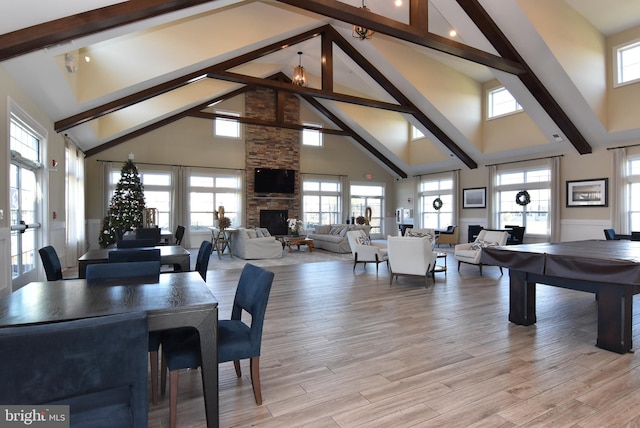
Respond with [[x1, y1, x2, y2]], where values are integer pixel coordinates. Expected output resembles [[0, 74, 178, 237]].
[[85, 86, 250, 157], [0, 0, 221, 62], [456, 0, 592, 155], [409, 0, 429, 35], [274, 0, 525, 75], [55, 26, 327, 132], [327, 26, 477, 169], [302, 95, 408, 178], [207, 70, 416, 114]]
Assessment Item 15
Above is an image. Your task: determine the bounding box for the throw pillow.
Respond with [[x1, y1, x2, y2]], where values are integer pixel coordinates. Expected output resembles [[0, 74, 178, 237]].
[[247, 229, 257, 239], [329, 227, 343, 236], [357, 236, 371, 245], [315, 225, 331, 234], [255, 229, 264, 238], [470, 240, 499, 250], [339, 227, 348, 237]]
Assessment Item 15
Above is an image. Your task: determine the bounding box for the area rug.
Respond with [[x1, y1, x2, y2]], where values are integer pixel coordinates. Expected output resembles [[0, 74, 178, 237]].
[[200, 247, 353, 270]]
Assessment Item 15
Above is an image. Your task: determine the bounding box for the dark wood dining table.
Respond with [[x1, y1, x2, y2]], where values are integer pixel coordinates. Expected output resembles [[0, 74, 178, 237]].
[[77, 245, 191, 278], [0, 271, 219, 427], [481, 240, 640, 354]]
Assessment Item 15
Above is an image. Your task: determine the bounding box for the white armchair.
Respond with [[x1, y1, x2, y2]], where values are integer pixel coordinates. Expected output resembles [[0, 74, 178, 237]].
[[387, 235, 437, 286], [346, 230, 388, 272], [454, 229, 508, 275]]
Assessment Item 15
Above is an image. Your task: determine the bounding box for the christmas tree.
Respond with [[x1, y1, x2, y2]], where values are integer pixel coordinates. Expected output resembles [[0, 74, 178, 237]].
[[98, 158, 146, 247]]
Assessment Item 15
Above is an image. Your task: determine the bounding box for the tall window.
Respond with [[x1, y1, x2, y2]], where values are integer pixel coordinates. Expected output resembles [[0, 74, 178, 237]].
[[419, 177, 453, 229], [302, 122, 322, 146], [350, 184, 384, 235], [627, 157, 640, 230], [615, 39, 640, 86], [214, 110, 240, 138], [411, 125, 425, 140], [10, 107, 45, 289], [495, 167, 550, 235], [487, 86, 522, 119], [189, 172, 242, 231], [302, 176, 341, 226]]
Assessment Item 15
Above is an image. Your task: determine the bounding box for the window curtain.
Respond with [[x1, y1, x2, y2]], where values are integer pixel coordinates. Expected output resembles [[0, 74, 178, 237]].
[[488, 165, 497, 228], [65, 137, 86, 267], [101, 161, 113, 217], [340, 175, 349, 224], [173, 166, 189, 246], [612, 147, 628, 233], [549, 156, 561, 243], [452, 170, 460, 228]]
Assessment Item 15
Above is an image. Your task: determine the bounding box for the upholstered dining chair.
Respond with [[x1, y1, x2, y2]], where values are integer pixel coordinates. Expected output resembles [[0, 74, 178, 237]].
[[346, 230, 388, 272], [108, 249, 161, 263], [174, 225, 185, 246], [0, 312, 149, 428], [116, 239, 156, 249], [136, 227, 162, 245], [38, 245, 66, 281], [194, 240, 213, 280], [604, 228, 616, 240], [161, 263, 275, 428]]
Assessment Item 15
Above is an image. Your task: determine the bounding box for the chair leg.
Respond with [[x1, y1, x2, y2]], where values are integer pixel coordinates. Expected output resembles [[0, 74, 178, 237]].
[[479, 264, 483, 276], [250, 357, 263, 405], [457, 260, 461, 271], [499, 266, 503, 275], [160, 352, 168, 396], [169, 370, 179, 428], [234, 360, 242, 377], [149, 351, 158, 405]]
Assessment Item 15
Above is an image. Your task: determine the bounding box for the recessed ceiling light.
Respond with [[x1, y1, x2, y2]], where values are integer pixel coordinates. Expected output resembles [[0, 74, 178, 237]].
[[395, 0, 402, 6], [449, 30, 457, 37]]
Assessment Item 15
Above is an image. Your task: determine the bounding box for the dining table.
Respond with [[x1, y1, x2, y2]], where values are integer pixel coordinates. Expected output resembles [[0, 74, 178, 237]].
[[0, 271, 219, 427], [77, 245, 191, 278]]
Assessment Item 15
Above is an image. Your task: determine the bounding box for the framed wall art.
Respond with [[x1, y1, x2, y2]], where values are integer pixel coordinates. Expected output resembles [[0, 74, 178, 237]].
[[463, 187, 486, 209], [566, 178, 608, 207]]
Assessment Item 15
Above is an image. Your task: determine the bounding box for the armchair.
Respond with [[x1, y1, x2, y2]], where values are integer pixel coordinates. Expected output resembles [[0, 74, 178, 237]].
[[346, 230, 388, 272], [437, 226, 458, 247], [387, 235, 437, 286], [454, 229, 508, 275]]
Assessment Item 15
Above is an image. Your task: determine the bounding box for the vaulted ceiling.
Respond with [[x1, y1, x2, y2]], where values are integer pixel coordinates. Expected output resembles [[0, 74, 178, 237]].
[[2, 0, 640, 178]]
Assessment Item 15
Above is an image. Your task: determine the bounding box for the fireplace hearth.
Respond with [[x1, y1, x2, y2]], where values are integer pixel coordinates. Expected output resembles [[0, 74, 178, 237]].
[[260, 210, 288, 236]]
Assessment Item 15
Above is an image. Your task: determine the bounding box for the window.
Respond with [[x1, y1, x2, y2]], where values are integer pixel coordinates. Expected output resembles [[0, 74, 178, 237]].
[[495, 167, 550, 235], [627, 157, 640, 230], [214, 110, 240, 138], [615, 40, 640, 86], [419, 177, 453, 229], [487, 86, 522, 119], [302, 122, 322, 146], [350, 184, 384, 235], [411, 125, 425, 140], [302, 176, 341, 226], [189, 172, 242, 231]]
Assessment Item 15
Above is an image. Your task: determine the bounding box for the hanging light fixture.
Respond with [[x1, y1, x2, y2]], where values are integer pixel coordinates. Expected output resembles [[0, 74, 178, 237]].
[[292, 51, 307, 86], [352, 0, 375, 40]]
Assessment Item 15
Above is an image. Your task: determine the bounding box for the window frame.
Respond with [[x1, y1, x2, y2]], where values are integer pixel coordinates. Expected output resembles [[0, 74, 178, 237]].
[[487, 86, 523, 120], [213, 110, 241, 139], [301, 175, 342, 227], [188, 170, 243, 232], [418, 176, 453, 230], [302, 122, 323, 147], [350, 183, 385, 235], [614, 38, 640, 88], [626, 156, 640, 231]]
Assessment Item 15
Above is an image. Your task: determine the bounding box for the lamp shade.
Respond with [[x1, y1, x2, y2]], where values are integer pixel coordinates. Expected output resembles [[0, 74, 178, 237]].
[[292, 52, 307, 86]]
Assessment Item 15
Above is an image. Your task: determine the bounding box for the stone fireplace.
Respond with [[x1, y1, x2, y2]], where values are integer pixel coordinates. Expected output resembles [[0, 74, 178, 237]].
[[260, 209, 288, 236]]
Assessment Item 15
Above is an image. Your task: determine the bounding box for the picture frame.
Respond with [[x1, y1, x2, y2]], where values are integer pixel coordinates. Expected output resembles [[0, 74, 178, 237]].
[[566, 178, 608, 207], [463, 187, 486, 209]]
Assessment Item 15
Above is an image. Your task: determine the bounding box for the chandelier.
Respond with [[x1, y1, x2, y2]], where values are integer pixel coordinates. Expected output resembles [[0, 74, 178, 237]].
[[352, 0, 375, 40], [292, 51, 307, 86]]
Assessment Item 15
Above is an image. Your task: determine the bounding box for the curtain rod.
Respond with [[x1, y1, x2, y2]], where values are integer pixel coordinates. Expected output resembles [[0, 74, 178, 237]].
[[414, 169, 460, 178], [96, 159, 243, 172], [484, 154, 563, 167], [607, 143, 640, 150]]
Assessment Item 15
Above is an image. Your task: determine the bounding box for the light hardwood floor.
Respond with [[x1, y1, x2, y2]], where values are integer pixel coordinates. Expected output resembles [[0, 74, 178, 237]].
[[148, 252, 640, 427]]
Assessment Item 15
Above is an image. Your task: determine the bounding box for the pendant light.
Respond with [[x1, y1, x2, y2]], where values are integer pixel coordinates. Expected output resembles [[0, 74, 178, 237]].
[[352, 0, 375, 40], [292, 52, 307, 86]]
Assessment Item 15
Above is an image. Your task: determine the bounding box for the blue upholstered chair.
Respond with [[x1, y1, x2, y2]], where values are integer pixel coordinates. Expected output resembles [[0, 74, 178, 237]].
[[38, 245, 65, 280], [195, 240, 213, 280], [85, 261, 161, 281], [0, 312, 148, 428], [604, 228, 616, 240], [108, 249, 161, 263], [116, 239, 156, 249], [174, 225, 185, 246], [161, 263, 274, 428], [136, 227, 161, 245]]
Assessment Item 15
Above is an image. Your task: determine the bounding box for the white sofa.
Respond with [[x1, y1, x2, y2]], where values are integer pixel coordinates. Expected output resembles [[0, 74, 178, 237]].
[[230, 227, 283, 259], [307, 224, 371, 253], [454, 229, 508, 275], [387, 235, 437, 286]]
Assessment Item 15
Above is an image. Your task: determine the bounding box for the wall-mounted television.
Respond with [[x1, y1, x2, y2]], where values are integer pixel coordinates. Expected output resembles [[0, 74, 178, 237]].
[[254, 168, 295, 194]]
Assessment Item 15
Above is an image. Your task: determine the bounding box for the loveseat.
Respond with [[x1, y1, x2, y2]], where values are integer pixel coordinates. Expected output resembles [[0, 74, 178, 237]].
[[307, 224, 371, 253], [230, 227, 283, 259]]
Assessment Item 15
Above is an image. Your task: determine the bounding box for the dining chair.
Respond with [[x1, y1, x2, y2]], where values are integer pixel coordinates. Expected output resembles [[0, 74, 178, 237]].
[[174, 225, 185, 246], [108, 249, 161, 263], [161, 263, 275, 428], [195, 240, 213, 280], [0, 312, 149, 428], [136, 227, 162, 245], [38, 245, 65, 280], [117, 239, 156, 249], [604, 228, 616, 240], [85, 261, 161, 280]]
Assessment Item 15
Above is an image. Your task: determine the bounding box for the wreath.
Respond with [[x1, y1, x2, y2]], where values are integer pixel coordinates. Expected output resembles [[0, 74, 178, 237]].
[[516, 190, 531, 206], [433, 198, 443, 211]]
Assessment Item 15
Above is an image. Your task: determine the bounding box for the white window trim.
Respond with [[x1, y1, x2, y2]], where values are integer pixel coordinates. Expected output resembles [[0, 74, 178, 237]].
[[302, 122, 323, 147], [486, 86, 523, 120], [613, 38, 640, 88], [213, 110, 241, 139], [411, 125, 425, 140]]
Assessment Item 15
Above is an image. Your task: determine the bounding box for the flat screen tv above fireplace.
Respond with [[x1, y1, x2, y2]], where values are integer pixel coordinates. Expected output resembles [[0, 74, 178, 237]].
[[254, 168, 295, 194]]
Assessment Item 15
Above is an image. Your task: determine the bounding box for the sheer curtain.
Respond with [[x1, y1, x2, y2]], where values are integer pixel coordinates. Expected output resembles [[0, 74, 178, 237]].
[[549, 156, 561, 243], [65, 138, 86, 267], [487, 165, 497, 228], [611, 147, 628, 233]]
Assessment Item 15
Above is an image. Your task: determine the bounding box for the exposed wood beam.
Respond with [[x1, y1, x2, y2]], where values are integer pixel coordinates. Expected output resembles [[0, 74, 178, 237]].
[[207, 70, 416, 114], [0, 0, 221, 62], [274, 0, 525, 75], [456, 0, 592, 155], [409, 0, 429, 35]]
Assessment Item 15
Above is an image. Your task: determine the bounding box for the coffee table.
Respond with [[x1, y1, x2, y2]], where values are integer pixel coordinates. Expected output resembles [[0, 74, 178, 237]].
[[432, 251, 447, 275], [281, 236, 314, 253]]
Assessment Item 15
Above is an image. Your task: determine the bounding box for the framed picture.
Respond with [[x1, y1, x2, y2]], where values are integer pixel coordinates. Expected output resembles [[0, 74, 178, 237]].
[[463, 187, 486, 209], [566, 178, 608, 207]]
